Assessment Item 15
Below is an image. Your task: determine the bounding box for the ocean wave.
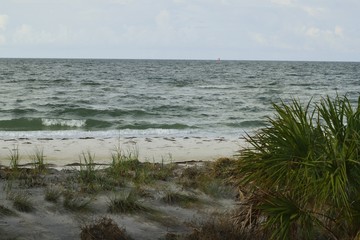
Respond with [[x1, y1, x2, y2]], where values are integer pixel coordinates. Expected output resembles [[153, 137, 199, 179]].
[[119, 123, 195, 130], [41, 119, 86, 128], [0, 118, 43, 130], [226, 120, 267, 128], [57, 108, 155, 117], [0, 118, 87, 131]]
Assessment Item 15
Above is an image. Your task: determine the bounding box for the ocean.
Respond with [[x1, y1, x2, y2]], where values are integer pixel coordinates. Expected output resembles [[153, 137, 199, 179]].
[[0, 59, 359, 139]]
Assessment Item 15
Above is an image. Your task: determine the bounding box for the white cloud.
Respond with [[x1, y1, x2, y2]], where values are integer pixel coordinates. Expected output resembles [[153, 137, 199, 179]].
[[301, 25, 346, 52], [13, 24, 71, 45], [0, 14, 9, 30], [301, 6, 325, 17], [0, 0, 358, 60], [304, 25, 344, 39]]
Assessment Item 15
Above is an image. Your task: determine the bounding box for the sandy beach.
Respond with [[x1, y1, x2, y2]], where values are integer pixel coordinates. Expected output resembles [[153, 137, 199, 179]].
[[0, 136, 242, 239], [0, 136, 244, 167]]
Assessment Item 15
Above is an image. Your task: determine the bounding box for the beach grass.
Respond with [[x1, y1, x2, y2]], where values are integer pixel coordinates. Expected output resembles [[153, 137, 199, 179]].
[[162, 191, 201, 208], [9, 192, 34, 212], [63, 190, 92, 212], [0, 204, 16, 217], [107, 190, 149, 214], [30, 147, 46, 173], [79, 151, 97, 184], [44, 185, 62, 203], [0, 145, 240, 239], [8, 145, 20, 171]]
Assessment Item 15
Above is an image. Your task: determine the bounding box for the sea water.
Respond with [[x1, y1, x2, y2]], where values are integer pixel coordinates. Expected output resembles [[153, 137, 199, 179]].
[[0, 59, 359, 139]]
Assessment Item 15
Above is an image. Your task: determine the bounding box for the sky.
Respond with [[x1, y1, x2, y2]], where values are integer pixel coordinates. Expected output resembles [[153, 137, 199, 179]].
[[0, 0, 359, 61]]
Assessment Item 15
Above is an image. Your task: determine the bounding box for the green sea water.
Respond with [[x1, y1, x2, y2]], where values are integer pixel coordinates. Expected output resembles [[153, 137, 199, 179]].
[[0, 59, 359, 139]]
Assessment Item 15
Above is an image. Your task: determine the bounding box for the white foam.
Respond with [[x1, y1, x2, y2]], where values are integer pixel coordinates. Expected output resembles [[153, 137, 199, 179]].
[[41, 119, 86, 128]]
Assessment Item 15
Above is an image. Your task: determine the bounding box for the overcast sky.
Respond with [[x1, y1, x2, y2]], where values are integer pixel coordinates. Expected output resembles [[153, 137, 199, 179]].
[[0, 0, 359, 61]]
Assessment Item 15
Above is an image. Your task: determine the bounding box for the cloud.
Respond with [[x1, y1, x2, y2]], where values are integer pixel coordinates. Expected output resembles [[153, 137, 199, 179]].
[[304, 25, 344, 39], [0, 14, 9, 30], [13, 24, 70, 45], [301, 6, 325, 17]]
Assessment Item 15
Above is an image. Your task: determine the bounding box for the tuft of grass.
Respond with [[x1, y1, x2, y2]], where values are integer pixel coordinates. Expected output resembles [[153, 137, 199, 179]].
[[80, 217, 133, 240], [200, 179, 236, 199], [108, 145, 140, 178], [147, 156, 177, 181], [8, 146, 20, 171], [78, 151, 99, 192], [10, 192, 34, 212], [30, 147, 46, 173], [44, 185, 62, 203], [178, 166, 204, 189], [63, 191, 92, 212], [79, 151, 96, 182], [182, 215, 254, 240], [107, 190, 148, 214], [162, 191, 200, 208], [210, 157, 237, 179], [0, 204, 16, 217]]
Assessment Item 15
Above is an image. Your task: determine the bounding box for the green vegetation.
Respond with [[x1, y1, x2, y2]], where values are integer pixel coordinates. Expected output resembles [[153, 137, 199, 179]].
[[177, 161, 236, 199], [30, 147, 46, 173], [79, 151, 97, 185], [8, 146, 20, 171], [0, 204, 16, 217], [80, 217, 133, 240], [0, 140, 240, 239], [63, 190, 92, 212], [107, 190, 149, 214], [10, 192, 34, 212], [44, 185, 62, 203], [232, 95, 360, 239], [162, 191, 200, 207], [181, 216, 249, 240]]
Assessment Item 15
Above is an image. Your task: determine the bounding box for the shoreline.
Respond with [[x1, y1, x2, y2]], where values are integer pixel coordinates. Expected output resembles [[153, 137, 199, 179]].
[[0, 136, 244, 167]]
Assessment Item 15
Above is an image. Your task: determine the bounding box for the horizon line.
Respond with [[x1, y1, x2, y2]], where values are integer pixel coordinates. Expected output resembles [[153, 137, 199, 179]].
[[0, 57, 359, 63]]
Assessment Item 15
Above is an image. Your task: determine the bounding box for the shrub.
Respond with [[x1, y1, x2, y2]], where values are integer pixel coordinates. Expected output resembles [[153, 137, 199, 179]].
[[183, 216, 252, 240], [233, 95, 360, 239], [80, 217, 133, 240]]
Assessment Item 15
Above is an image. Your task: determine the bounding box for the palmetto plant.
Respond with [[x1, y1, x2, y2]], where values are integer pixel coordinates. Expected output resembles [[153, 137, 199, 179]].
[[234, 95, 360, 240]]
